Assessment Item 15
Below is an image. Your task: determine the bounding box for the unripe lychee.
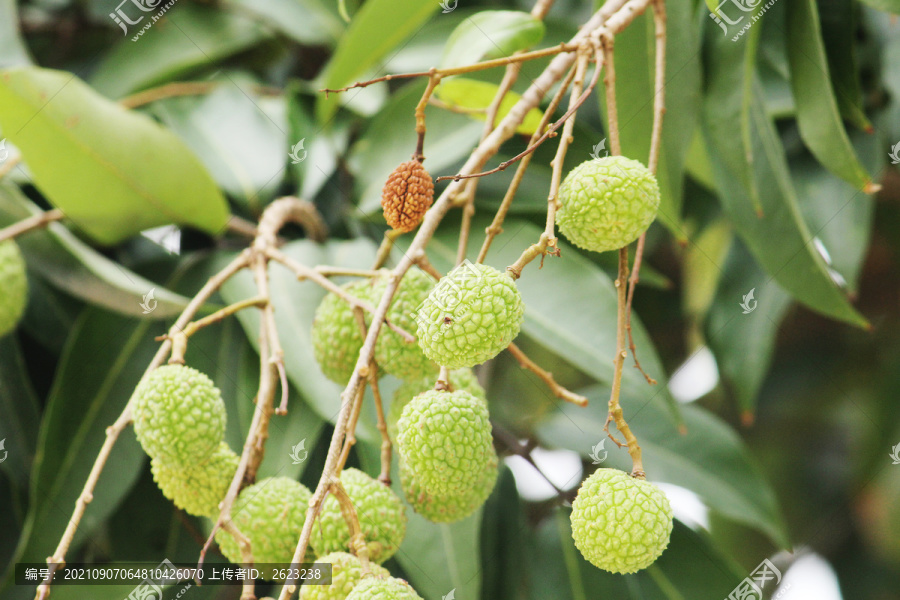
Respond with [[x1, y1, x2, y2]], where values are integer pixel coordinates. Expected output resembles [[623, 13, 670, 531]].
[[387, 369, 485, 442], [312, 278, 381, 384], [132, 364, 226, 467], [151, 441, 238, 517], [415, 263, 524, 368], [215, 477, 314, 567], [346, 575, 424, 600], [373, 267, 439, 381], [0, 240, 27, 338], [570, 468, 673, 574], [311, 468, 407, 564], [557, 156, 660, 253], [400, 449, 497, 523], [397, 390, 494, 495], [299, 553, 389, 600]]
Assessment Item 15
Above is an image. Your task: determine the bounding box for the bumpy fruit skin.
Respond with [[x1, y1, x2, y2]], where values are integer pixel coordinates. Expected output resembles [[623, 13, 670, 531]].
[[415, 263, 524, 368], [132, 365, 226, 467], [373, 267, 439, 381], [346, 576, 424, 600], [381, 160, 434, 233], [557, 156, 660, 253], [387, 369, 485, 442], [311, 468, 407, 564], [570, 468, 673, 574], [216, 477, 313, 569], [400, 450, 497, 523], [151, 441, 238, 517], [312, 278, 381, 384], [299, 553, 389, 600], [0, 240, 27, 338], [397, 390, 494, 495]]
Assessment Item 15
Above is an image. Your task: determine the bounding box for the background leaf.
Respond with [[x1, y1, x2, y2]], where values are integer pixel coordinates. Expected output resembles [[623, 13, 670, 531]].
[[0, 183, 191, 317], [0, 67, 230, 245], [786, 0, 875, 190], [434, 78, 545, 135], [439, 10, 545, 69], [317, 0, 440, 121]]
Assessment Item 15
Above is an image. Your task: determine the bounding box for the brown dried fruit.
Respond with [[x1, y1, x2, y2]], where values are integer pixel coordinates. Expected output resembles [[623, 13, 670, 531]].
[[381, 160, 434, 233]]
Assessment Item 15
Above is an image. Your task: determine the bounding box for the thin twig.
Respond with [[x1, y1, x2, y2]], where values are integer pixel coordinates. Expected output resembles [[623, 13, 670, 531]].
[[623, 0, 667, 385], [370, 370, 392, 485], [165, 296, 268, 364], [476, 65, 579, 264], [372, 229, 402, 270], [120, 81, 282, 109], [506, 49, 597, 279], [507, 343, 588, 407], [0, 208, 64, 243]]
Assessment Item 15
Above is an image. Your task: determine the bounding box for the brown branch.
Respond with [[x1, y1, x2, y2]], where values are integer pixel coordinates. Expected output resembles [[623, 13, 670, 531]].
[[370, 370, 392, 485], [414, 75, 441, 161], [0, 208, 64, 243], [321, 43, 581, 96], [507, 342, 588, 407], [372, 229, 403, 270]]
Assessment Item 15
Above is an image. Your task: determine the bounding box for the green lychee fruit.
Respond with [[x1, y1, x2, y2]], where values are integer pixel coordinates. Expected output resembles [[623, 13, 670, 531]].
[[415, 263, 524, 368], [311, 468, 407, 564], [312, 278, 382, 384], [299, 552, 389, 600], [557, 156, 660, 253], [151, 441, 239, 517], [387, 369, 485, 442], [0, 240, 27, 338], [400, 449, 497, 523], [215, 477, 314, 569], [346, 575, 423, 600], [132, 364, 226, 467], [570, 468, 673, 574], [373, 267, 439, 381], [397, 390, 494, 495]]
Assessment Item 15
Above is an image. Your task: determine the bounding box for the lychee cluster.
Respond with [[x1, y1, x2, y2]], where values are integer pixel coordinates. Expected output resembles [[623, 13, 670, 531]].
[[396, 388, 498, 523], [132, 364, 237, 518], [570, 468, 673, 574], [557, 156, 660, 253], [0, 240, 28, 338], [347, 575, 424, 600]]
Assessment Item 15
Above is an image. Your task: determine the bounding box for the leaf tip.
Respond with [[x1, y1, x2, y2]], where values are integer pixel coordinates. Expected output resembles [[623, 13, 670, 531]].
[[863, 181, 882, 195], [740, 410, 755, 427]]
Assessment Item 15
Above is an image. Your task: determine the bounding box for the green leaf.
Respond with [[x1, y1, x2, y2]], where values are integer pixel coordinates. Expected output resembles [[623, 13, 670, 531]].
[[538, 386, 790, 548], [2, 309, 161, 585], [857, 0, 900, 13], [317, 0, 440, 122], [150, 83, 288, 214], [817, 0, 872, 132], [703, 42, 867, 327], [786, 0, 875, 191], [90, 4, 272, 99], [348, 81, 482, 216], [219, 240, 380, 439], [439, 10, 545, 70], [480, 467, 528, 600], [0, 183, 192, 317], [0, 67, 230, 245], [410, 218, 680, 421], [222, 0, 344, 46], [598, 0, 700, 240], [434, 78, 544, 135], [287, 90, 352, 202], [0, 337, 40, 493], [706, 239, 792, 417]]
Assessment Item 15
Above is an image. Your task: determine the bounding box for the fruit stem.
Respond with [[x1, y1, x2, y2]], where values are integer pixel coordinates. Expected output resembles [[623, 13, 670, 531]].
[[507, 342, 588, 407], [0, 207, 64, 243], [369, 371, 393, 485], [606, 248, 645, 478]]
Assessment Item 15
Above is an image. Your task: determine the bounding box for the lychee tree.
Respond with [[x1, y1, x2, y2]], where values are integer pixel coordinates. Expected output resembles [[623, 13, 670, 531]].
[[1, 0, 899, 600]]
